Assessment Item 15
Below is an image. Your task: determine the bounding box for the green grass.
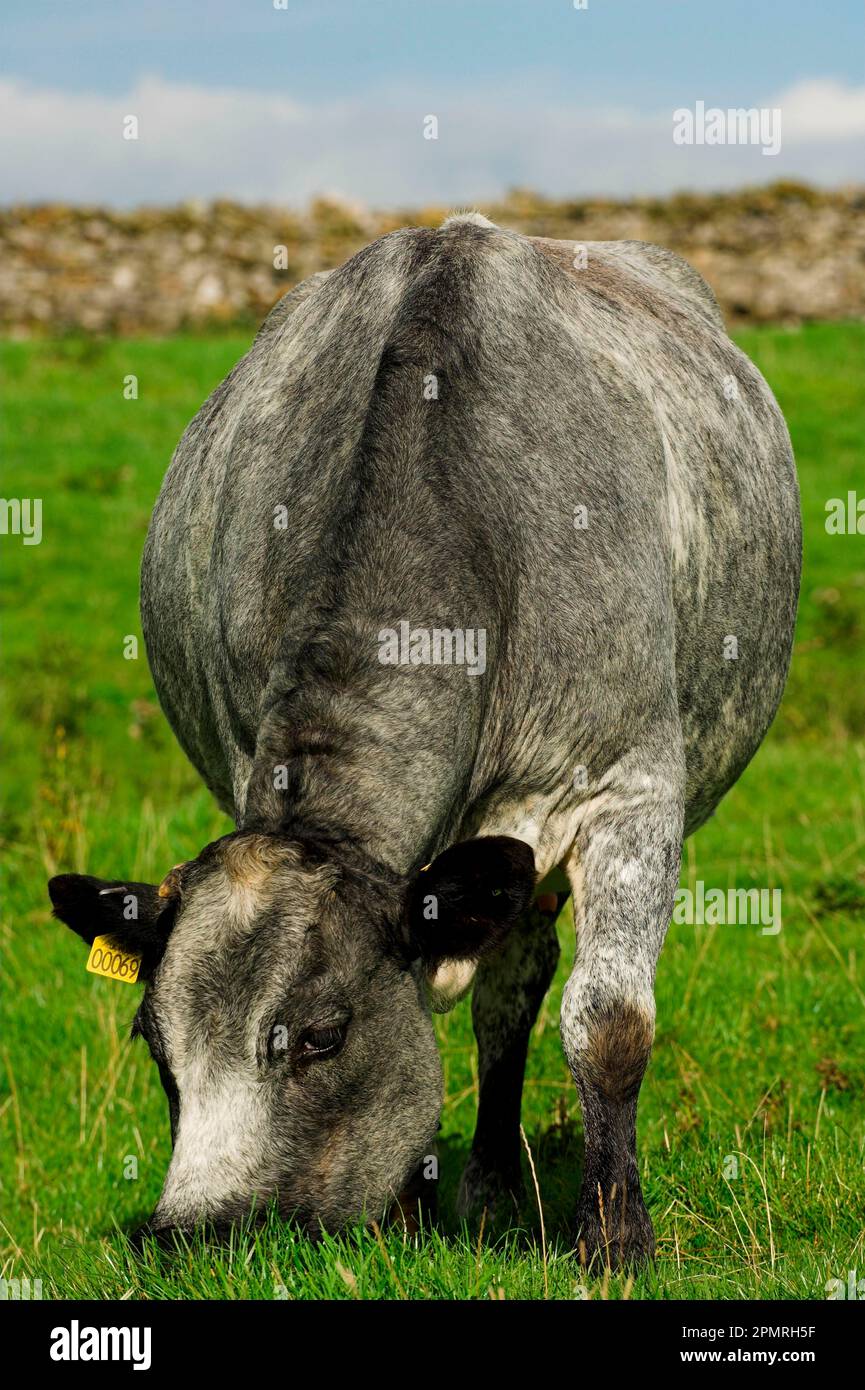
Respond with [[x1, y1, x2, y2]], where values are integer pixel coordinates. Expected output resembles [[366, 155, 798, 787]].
[[1, 323, 863, 1300]]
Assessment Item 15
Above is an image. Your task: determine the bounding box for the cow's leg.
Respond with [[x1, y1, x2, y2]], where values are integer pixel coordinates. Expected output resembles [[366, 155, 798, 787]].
[[457, 896, 562, 1223], [562, 780, 683, 1268]]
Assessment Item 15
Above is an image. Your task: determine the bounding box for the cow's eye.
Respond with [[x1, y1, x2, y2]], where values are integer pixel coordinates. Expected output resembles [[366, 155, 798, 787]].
[[298, 1024, 346, 1061]]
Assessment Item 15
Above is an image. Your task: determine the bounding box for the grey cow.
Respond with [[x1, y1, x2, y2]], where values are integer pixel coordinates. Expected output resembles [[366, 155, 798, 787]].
[[49, 214, 801, 1265]]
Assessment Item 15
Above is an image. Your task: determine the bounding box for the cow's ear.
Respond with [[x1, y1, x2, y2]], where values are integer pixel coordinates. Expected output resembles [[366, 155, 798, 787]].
[[405, 836, 535, 971], [48, 874, 177, 967]]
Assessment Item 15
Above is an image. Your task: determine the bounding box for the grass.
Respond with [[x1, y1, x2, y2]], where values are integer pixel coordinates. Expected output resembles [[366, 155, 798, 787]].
[[1, 322, 863, 1300]]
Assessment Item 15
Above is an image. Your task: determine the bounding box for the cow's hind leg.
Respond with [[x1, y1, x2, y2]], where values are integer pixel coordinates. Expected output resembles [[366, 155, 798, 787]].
[[562, 774, 683, 1268], [457, 897, 562, 1224]]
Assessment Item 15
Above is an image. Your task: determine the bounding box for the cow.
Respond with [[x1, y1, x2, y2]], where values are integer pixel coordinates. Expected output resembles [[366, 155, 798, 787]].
[[49, 213, 801, 1266]]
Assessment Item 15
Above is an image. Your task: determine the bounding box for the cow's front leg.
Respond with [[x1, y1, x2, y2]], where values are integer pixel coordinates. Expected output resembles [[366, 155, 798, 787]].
[[562, 784, 683, 1268], [457, 898, 562, 1225]]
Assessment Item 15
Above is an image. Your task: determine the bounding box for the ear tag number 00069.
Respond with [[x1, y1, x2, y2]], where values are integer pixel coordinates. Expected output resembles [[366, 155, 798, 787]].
[[86, 934, 142, 985]]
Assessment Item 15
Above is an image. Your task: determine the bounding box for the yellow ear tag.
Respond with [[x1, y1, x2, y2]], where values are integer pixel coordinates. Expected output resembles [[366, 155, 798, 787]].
[[86, 935, 142, 985]]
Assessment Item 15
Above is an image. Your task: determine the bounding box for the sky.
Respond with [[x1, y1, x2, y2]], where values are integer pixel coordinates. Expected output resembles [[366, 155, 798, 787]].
[[2, 0, 864, 207]]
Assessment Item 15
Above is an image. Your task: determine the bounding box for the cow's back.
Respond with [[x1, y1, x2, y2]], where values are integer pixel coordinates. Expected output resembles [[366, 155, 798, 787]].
[[141, 217, 800, 837]]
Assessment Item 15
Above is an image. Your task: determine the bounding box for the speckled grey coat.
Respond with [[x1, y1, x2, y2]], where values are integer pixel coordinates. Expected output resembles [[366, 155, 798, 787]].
[[125, 214, 799, 1259]]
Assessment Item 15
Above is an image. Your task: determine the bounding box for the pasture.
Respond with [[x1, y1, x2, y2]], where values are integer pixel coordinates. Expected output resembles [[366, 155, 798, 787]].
[[1, 322, 863, 1299]]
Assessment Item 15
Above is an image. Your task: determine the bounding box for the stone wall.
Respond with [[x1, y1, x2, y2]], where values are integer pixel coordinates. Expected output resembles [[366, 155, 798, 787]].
[[2, 182, 863, 336]]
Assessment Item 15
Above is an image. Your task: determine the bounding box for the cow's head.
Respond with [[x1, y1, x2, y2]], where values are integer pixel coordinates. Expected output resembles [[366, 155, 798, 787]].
[[48, 831, 533, 1237]]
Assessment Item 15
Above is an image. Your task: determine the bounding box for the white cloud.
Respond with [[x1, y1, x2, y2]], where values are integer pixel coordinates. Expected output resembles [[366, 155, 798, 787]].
[[1, 74, 862, 207], [779, 78, 865, 140]]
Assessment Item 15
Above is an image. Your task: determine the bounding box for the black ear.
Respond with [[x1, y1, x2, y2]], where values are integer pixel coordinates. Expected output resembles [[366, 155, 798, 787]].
[[48, 874, 175, 968], [405, 836, 535, 967]]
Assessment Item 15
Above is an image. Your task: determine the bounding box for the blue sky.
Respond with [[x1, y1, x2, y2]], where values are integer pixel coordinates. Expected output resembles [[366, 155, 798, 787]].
[[6, 0, 864, 101], [3, 0, 864, 205]]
